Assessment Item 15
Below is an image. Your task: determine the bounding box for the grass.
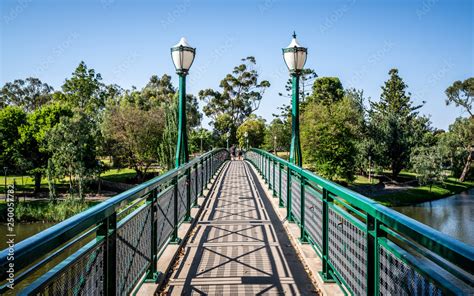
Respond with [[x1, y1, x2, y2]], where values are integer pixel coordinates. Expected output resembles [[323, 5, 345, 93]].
[[100, 168, 137, 183], [370, 178, 474, 206], [0, 199, 101, 222]]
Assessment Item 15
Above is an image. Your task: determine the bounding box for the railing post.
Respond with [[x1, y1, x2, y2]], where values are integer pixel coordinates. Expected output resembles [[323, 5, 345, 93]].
[[320, 188, 335, 282], [145, 189, 159, 282], [286, 167, 294, 222], [267, 156, 271, 188], [199, 158, 204, 196], [193, 163, 199, 207], [170, 176, 181, 244], [367, 215, 383, 295], [97, 213, 117, 295], [299, 175, 308, 243], [279, 163, 284, 207], [184, 166, 192, 222], [272, 159, 276, 197]]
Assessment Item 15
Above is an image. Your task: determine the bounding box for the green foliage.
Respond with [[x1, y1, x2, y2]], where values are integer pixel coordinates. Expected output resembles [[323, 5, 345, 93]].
[[14, 199, 95, 222], [0, 77, 53, 112], [199, 56, 270, 144], [445, 77, 473, 116], [59, 61, 105, 114], [307, 77, 344, 106], [236, 115, 266, 148], [263, 118, 291, 152], [411, 146, 447, 190], [368, 69, 424, 177], [301, 95, 362, 182], [47, 113, 101, 200], [158, 97, 178, 170], [0, 106, 27, 171], [189, 128, 213, 154]]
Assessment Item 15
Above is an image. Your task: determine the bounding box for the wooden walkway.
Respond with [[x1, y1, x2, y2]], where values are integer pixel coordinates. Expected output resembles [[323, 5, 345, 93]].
[[163, 161, 316, 295]]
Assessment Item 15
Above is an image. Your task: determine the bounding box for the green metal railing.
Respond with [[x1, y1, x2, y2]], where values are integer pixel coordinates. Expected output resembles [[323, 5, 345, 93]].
[[0, 149, 229, 295], [246, 148, 474, 295]]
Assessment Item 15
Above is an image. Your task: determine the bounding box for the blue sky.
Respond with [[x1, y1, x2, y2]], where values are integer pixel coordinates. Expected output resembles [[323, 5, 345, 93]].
[[1, 0, 472, 130]]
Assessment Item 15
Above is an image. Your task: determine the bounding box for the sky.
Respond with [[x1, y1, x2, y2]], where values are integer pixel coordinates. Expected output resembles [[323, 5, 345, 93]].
[[1, 0, 473, 130]]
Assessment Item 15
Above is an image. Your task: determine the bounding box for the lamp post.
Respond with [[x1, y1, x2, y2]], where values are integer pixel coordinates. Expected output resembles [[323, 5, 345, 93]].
[[171, 37, 196, 168], [226, 131, 230, 150], [282, 32, 307, 167]]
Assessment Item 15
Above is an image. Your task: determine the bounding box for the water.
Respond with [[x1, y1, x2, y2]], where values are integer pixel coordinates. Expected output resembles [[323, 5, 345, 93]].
[[392, 188, 474, 246], [0, 222, 56, 250]]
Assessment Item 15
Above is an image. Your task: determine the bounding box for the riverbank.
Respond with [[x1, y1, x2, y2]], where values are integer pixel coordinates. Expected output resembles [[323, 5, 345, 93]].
[[364, 178, 474, 206]]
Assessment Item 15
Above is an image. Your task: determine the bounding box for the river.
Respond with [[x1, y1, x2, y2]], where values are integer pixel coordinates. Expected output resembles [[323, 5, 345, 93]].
[[392, 188, 474, 246]]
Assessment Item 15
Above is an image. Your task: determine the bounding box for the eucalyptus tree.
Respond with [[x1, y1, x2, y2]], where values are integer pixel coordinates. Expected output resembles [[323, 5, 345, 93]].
[[199, 56, 270, 144], [0, 77, 53, 112]]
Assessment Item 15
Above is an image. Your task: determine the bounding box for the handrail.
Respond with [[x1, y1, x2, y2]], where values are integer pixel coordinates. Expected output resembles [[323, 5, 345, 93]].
[[246, 148, 474, 295], [249, 148, 474, 269], [0, 148, 227, 287]]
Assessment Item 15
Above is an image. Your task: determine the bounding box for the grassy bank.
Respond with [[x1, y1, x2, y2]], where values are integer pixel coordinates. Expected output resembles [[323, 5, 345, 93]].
[[0, 199, 100, 222], [370, 178, 474, 206]]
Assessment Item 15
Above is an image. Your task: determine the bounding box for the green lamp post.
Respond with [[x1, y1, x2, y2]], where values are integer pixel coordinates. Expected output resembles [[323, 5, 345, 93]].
[[244, 131, 249, 150], [282, 32, 307, 167], [171, 37, 196, 168]]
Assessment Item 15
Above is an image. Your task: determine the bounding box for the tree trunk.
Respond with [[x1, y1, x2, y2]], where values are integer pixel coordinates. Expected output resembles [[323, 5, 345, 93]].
[[34, 172, 42, 196], [459, 147, 473, 182]]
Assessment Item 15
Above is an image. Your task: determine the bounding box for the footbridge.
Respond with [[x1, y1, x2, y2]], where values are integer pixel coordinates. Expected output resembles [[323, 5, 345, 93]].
[[1, 149, 473, 295]]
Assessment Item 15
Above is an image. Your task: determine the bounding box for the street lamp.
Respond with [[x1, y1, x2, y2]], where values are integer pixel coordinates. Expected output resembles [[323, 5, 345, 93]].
[[282, 31, 307, 167], [244, 131, 249, 150], [226, 131, 230, 150], [171, 37, 196, 168], [273, 135, 277, 155]]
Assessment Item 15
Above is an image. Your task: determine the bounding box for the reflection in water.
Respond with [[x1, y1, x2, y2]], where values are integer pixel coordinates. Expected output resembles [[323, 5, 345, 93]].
[[392, 188, 474, 246], [0, 222, 56, 250]]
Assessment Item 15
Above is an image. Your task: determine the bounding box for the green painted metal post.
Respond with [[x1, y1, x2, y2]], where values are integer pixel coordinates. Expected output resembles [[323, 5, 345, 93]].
[[299, 175, 308, 243], [170, 176, 181, 244], [367, 216, 384, 295], [193, 163, 199, 207], [267, 156, 271, 188], [145, 189, 159, 282], [199, 158, 204, 196], [184, 167, 192, 222], [97, 213, 117, 295], [279, 164, 284, 207], [320, 188, 335, 282], [175, 74, 189, 168], [272, 160, 276, 197], [286, 167, 294, 222], [289, 74, 302, 167]]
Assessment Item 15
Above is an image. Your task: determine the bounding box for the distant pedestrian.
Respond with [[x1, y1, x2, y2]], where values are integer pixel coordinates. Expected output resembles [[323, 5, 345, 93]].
[[230, 144, 236, 160], [238, 148, 243, 160]]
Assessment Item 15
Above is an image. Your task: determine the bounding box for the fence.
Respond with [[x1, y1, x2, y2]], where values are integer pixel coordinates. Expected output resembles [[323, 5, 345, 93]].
[[0, 149, 229, 295], [246, 148, 473, 295]]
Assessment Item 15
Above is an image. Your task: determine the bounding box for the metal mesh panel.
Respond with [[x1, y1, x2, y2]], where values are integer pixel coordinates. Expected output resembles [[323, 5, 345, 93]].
[[379, 245, 443, 296], [177, 176, 187, 222], [281, 168, 288, 206], [274, 165, 280, 197], [117, 204, 152, 295], [269, 161, 273, 188], [305, 187, 323, 250], [328, 207, 367, 295], [156, 187, 175, 251], [34, 241, 105, 295], [291, 176, 301, 222]]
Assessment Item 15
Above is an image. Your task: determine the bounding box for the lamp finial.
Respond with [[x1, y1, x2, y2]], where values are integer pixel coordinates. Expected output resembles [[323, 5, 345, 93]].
[[292, 31, 296, 39]]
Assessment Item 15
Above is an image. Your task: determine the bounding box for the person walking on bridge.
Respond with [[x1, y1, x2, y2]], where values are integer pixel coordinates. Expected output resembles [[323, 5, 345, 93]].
[[230, 144, 236, 160]]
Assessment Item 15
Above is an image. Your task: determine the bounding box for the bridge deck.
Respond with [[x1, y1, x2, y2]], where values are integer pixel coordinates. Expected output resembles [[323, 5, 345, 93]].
[[163, 160, 316, 295]]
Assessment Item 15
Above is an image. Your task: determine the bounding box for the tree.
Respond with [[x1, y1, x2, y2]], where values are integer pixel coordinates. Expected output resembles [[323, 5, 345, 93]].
[[263, 118, 291, 153], [0, 106, 27, 171], [199, 56, 270, 144], [18, 103, 73, 193], [189, 128, 214, 154], [445, 78, 473, 117], [301, 96, 362, 182], [236, 115, 266, 148], [59, 61, 105, 115], [278, 68, 317, 103], [102, 103, 165, 181], [369, 69, 423, 177], [411, 146, 446, 191], [438, 117, 474, 181], [0, 78, 54, 112], [48, 113, 101, 200], [307, 77, 344, 106]]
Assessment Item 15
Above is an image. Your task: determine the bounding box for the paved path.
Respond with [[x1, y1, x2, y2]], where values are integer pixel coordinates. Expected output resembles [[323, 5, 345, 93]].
[[164, 161, 316, 295]]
